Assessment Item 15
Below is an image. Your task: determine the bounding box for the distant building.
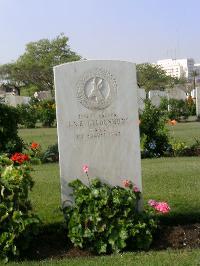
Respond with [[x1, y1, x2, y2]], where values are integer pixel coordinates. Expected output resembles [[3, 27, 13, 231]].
[[156, 58, 195, 80]]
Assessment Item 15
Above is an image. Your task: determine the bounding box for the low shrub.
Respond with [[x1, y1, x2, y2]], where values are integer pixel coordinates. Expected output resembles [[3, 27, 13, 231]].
[[159, 97, 196, 121], [25, 142, 42, 165], [170, 140, 188, 157], [17, 103, 38, 128], [0, 154, 40, 262], [42, 143, 59, 163], [64, 167, 170, 254], [37, 100, 56, 127], [0, 104, 23, 155], [170, 138, 200, 157]]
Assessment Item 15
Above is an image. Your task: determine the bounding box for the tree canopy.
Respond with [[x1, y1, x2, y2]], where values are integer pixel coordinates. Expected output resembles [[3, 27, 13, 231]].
[[136, 63, 178, 92], [0, 34, 81, 95]]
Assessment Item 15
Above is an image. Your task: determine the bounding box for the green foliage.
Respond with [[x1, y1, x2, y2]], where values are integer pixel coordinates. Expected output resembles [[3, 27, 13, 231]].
[[17, 103, 38, 128], [170, 140, 188, 157], [0, 104, 23, 155], [0, 155, 40, 262], [64, 178, 157, 254], [136, 63, 175, 93], [0, 34, 81, 95], [25, 142, 42, 165], [159, 97, 196, 121], [140, 100, 170, 157], [20, 85, 38, 97], [37, 99, 56, 127], [170, 138, 200, 157], [17, 98, 56, 128], [42, 143, 59, 163]]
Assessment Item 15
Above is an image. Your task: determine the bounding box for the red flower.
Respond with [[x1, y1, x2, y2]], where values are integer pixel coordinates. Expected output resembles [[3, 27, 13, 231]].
[[30, 142, 40, 149], [11, 153, 30, 164]]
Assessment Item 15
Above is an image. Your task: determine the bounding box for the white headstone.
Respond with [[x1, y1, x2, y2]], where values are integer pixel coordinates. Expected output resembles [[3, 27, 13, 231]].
[[137, 88, 146, 111], [149, 90, 167, 107], [5, 95, 30, 107], [167, 87, 186, 100], [54, 60, 142, 206], [196, 87, 200, 117]]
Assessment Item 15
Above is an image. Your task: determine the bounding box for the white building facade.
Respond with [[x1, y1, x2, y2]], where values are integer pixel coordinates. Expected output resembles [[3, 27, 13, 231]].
[[157, 58, 195, 80]]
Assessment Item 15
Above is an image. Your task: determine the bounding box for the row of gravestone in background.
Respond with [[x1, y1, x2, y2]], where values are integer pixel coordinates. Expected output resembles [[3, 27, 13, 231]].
[[0, 91, 52, 106], [1, 87, 200, 116], [138, 86, 200, 116]]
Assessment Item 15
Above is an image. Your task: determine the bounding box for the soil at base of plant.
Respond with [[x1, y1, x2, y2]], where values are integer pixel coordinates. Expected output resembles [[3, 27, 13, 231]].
[[22, 223, 200, 261]]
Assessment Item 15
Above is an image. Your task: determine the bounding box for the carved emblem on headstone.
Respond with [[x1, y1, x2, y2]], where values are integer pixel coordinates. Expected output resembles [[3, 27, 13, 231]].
[[77, 68, 117, 110]]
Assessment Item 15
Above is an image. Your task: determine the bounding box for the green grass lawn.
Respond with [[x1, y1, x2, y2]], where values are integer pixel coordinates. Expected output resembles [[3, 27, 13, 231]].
[[18, 121, 200, 149], [19, 127, 57, 151], [12, 123, 200, 265], [9, 249, 200, 266], [168, 121, 200, 145]]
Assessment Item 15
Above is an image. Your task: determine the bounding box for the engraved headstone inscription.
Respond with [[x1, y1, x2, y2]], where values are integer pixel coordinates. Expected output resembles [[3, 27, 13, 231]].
[[54, 60, 142, 206]]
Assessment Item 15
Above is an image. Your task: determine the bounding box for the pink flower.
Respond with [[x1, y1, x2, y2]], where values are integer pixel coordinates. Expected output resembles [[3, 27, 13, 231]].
[[82, 164, 89, 173], [122, 179, 131, 188], [148, 199, 158, 207], [154, 202, 170, 214], [133, 186, 140, 193]]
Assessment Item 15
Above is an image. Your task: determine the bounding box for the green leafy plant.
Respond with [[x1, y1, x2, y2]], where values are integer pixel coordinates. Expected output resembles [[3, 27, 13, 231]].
[[170, 138, 200, 157], [0, 154, 40, 262], [159, 97, 196, 121], [42, 143, 59, 163], [170, 140, 188, 157], [17, 103, 39, 128], [0, 104, 23, 155], [63, 166, 169, 254], [24, 142, 42, 165], [140, 100, 170, 158], [37, 100, 56, 127]]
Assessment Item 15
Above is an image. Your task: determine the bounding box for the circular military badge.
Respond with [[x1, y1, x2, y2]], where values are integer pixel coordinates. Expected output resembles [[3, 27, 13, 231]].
[[77, 68, 117, 110]]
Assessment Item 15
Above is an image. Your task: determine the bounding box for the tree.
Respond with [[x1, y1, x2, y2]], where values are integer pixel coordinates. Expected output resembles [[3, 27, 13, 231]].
[[136, 63, 175, 97], [0, 34, 81, 96]]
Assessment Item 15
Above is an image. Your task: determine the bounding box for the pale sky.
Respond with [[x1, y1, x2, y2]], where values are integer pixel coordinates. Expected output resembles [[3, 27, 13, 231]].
[[0, 0, 200, 64]]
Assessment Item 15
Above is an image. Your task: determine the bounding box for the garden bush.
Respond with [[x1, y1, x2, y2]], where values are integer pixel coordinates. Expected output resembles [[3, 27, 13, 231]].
[[17, 103, 38, 128], [0, 104, 23, 155], [37, 99, 56, 127], [63, 168, 170, 255], [25, 142, 42, 165], [64, 178, 157, 253], [0, 154, 40, 262], [140, 100, 170, 158], [170, 138, 200, 157], [42, 143, 59, 163], [159, 97, 196, 121]]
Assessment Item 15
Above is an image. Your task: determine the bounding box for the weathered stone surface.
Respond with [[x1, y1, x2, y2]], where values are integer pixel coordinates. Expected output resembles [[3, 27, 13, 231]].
[[54, 60, 142, 205], [196, 87, 200, 117]]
